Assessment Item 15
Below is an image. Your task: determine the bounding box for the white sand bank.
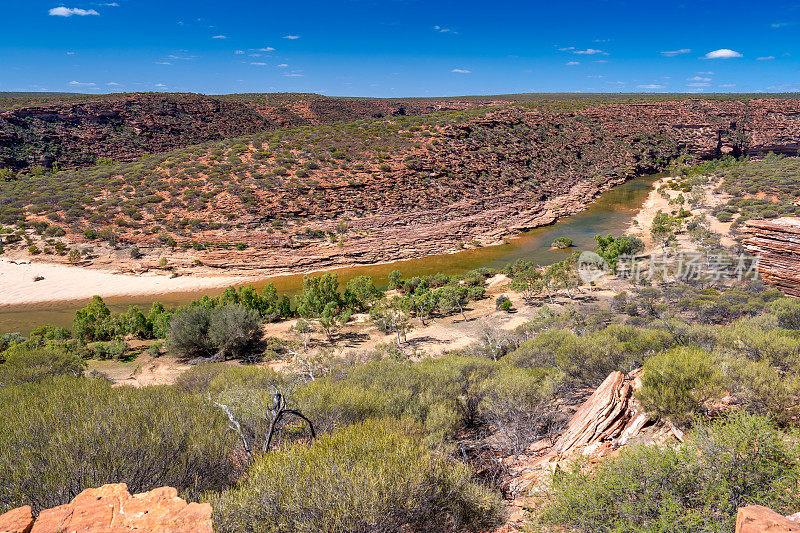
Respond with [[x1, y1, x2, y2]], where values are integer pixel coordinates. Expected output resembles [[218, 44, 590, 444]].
[[0, 258, 248, 306]]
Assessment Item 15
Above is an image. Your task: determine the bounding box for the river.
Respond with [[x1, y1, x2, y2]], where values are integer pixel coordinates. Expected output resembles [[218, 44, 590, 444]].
[[0, 173, 659, 333]]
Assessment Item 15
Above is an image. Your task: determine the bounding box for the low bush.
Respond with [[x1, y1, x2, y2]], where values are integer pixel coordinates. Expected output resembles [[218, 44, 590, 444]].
[[636, 347, 721, 425], [207, 419, 504, 533], [540, 413, 800, 533], [166, 303, 261, 360], [0, 377, 239, 513], [0, 347, 85, 386]]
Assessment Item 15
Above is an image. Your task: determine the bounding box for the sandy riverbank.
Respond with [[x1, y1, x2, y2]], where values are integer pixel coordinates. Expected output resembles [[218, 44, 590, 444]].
[[0, 258, 250, 306], [626, 176, 736, 251]]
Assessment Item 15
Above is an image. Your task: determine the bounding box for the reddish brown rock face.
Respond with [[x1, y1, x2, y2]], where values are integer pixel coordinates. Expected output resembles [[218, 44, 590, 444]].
[[743, 217, 800, 297], [3, 94, 800, 172], [0, 484, 212, 533], [736, 505, 800, 533], [0, 93, 462, 170], [0, 505, 34, 533]]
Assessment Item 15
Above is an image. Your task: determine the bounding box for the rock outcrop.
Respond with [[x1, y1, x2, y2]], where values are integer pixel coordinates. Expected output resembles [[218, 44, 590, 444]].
[[736, 505, 800, 533], [0, 506, 34, 533], [0, 484, 212, 533], [743, 217, 800, 297]]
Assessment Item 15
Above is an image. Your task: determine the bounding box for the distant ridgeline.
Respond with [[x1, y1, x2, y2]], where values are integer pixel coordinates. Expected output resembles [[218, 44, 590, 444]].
[[1, 92, 800, 172]]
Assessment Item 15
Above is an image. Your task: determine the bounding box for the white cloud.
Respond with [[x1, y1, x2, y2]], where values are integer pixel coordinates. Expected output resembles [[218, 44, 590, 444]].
[[636, 84, 665, 89], [68, 80, 95, 86], [283, 35, 300, 40], [283, 73, 303, 77], [565, 61, 579, 66], [574, 48, 606, 55], [696, 71, 714, 75], [106, 82, 121, 86], [687, 76, 712, 82], [155, 61, 171, 65], [686, 82, 711, 87], [557, 46, 575, 51], [586, 75, 605, 78], [49, 7, 99, 16], [771, 22, 794, 28], [234, 50, 244, 54], [593, 59, 608, 63], [276, 63, 288, 67], [101, 2, 119, 6], [757, 56, 775, 60], [250, 62, 267, 66], [720, 83, 737, 88], [433, 25, 452, 33], [660, 48, 691, 57], [155, 83, 167, 87], [704, 49, 743, 59], [450, 68, 471, 73], [66, 51, 75, 55], [255, 47, 275, 52], [212, 35, 227, 39]]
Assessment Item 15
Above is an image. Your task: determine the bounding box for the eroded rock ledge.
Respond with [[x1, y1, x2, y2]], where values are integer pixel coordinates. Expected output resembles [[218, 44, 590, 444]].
[[0, 484, 211, 533], [743, 217, 800, 297]]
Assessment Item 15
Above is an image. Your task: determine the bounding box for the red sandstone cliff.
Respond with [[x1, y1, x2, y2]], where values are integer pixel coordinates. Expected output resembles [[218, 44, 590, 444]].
[[743, 217, 800, 297]]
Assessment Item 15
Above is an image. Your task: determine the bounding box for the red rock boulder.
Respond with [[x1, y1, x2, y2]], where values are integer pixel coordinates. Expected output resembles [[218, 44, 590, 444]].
[[736, 505, 800, 533], [1, 484, 212, 533], [0, 505, 34, 533]]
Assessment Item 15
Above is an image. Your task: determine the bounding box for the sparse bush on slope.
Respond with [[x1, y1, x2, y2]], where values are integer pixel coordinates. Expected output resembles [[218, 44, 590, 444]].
[[207, 418, 504, 533], [0, 377, 240, 513], [540, 413, 800, 533]]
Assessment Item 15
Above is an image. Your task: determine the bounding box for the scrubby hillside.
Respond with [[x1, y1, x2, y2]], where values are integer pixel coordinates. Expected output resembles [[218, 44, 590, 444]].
[[2, 97, 800, 275]]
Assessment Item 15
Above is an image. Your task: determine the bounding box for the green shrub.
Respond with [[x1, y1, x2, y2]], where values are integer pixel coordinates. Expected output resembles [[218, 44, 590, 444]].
[[636, 347, 721, 425], [540, 413, 800, 533], [0, 347, 85, 386], [0, 377, 239, 513], [166, 303, 261, 360], [551, 236, 573, 249], [207, 419, 504, 533], [772, 298, 800, 329]]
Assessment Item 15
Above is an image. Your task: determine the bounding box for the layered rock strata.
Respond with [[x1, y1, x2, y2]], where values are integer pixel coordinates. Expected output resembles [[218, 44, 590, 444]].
[[743, 217, 800, 297]]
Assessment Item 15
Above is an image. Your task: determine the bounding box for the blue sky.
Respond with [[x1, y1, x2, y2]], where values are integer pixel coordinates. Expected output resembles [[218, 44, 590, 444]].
[[1, 0, 798, 96]]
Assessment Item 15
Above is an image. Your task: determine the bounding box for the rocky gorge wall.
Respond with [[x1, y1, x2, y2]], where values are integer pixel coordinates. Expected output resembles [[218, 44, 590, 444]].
[[3, 96, 800, 276], [3, 95, 800, 173], [743, 217, 800, 298], [0, 93, 457, 171]]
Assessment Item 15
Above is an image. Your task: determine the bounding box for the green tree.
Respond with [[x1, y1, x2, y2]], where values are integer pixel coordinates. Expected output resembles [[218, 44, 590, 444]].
[[73, 296, 112, 342], [651, 210, 678, 252], [435, 285, 469, 322], [295, 274, 342, 318], [343, 275, 382, 312]]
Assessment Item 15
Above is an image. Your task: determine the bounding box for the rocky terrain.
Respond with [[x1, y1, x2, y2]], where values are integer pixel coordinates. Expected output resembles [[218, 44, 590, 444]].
[[0, 93, 499, 170], [743, 217, 800, 297], [0, 484, 212, 533], [2, 95, 800, 278]]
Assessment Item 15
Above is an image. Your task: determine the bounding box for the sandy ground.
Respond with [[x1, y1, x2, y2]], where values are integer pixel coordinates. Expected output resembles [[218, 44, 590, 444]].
[[627, 176, 736, 251], [0, 257, 249, 306], [96, 274, 609, 387]]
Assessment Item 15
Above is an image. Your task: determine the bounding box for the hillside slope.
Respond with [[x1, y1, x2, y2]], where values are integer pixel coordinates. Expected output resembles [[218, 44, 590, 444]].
[[1, 97, 800, 275]]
